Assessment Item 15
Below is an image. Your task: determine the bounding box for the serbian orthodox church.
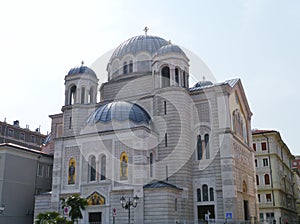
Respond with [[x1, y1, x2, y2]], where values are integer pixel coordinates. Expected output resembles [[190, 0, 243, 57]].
[[35, 32, 258, 223]]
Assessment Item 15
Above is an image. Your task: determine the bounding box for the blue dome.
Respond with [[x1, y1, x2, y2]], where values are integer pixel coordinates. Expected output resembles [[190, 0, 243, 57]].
[[109, 35, 169, 62], [86, 101, 151, 125], [67, 66, 97, 77], [153, 44, 187, 57]]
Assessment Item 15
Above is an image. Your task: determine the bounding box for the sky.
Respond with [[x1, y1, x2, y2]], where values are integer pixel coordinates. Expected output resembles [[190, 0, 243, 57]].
[[0, 0, 299, 154]]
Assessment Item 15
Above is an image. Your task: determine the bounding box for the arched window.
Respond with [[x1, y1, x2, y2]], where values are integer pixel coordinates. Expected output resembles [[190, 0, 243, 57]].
[[197, 188, 201, 202], [69, 85, 77, 105], [197, 135, 202, 160], [243, 181, 247, 193], [81, 87, 85, 104], [175, 198, 178, 211], [120, 152, 128, 180], [129, 60, 133, 73], [68, 157, 76, 184], [88, 88, 94, 104], [256, 175, 260, 185], [264, 174, 270, 185], [123, 61, 128, 74], [100, 155, 106, 181], [205, 134, 210, 159], [209, 187, 214, 201], [183, 71, 186, 87], [175, 68, 179, 85], [89, 156, 96, 182], [161, 66, 170, 87], [202, 184, 208, 201], [150, 153, 154, 178]]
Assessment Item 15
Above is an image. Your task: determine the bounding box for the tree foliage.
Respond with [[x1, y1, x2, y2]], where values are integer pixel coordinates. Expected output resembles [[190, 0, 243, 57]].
[[35, 211, 72, 224], [61, 194, 88, 223]]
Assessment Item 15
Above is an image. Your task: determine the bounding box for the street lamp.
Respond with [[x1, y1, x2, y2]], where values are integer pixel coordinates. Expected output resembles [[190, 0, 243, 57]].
[[120, 195, 139, 224], [0, 204, 4, 215]]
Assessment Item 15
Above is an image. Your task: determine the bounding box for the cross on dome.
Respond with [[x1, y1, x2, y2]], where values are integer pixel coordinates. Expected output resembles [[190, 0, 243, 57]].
[[143, 26, 149, 36]]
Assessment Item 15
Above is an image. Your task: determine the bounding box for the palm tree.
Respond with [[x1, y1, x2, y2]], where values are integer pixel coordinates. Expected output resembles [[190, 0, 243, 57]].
[[35, 211, 72, 224], [61, 194, 88, 224]]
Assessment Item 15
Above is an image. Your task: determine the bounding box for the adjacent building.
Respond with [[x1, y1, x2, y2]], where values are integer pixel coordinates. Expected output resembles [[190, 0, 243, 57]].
[[0, 143, 53, 224], [252, 130, 298, 223], [34, 33, 258, 223], [0, 120, 46, 150]]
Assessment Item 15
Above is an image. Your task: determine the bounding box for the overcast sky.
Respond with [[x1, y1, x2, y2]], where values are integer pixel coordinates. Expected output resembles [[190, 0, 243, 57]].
[[0, 0, 299, 154]]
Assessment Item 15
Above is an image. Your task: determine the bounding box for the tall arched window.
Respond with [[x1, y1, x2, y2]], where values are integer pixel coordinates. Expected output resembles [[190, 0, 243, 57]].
[[202, 184, 208, 201], [100, 155, 106, 180], [256, 175, 260, 185], [264, 174, 270, 185], [161, 66, 170, 87], [69, 85, 77, 105], [183, 71, 186, 87], [89, 156, 96, 182], [150, 153, 154, 178], [123, 61, 128, 74], [81, 87, 85, 104], [129, 60, 133, 73], [197, 135, 202, 160], [175, 68, 179, 85], [197, 188, 201, 202], [88, 88, 94, 104], [209, 188, 214, 201], [205, 134, 210, 159]]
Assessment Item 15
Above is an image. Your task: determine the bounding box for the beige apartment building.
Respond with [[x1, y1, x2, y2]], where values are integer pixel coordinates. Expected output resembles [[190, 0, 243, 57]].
[[253, 130, 298, 223]]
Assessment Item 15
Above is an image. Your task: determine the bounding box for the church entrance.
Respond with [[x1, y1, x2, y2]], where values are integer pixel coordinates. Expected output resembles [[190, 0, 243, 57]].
[[243, 200, 249, 220], [89, 212, 102, 224], [197, 205, 215, 221]]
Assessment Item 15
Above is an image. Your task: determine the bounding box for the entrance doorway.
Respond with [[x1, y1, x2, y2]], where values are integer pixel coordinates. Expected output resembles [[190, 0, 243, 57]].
[[89, 212, 102, 224], [198, 205, 215, 221], [243, 200, 249, 220]]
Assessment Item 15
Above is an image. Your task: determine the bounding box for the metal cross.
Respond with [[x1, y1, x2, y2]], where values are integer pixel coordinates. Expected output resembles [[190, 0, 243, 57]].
[[143, 26, 149, 36]]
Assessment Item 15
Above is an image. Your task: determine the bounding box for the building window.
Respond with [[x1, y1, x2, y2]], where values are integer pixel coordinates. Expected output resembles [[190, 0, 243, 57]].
[[8, 129, 13, 137], [69, 117, 72, 129], [129, 60, 133, 73], [209, 188, 214, 201], [164, 101, 167, 115], [89, 156, 96, 182], [161, 66, 170, 87], [183, 71, 186, 87], [69, 85, 77, 105], [0, 126, 2, 135], [205, 134, 210, 159], [202, 184, 208, 201], [81, 87, 85, 104], [264, 174, 270, 185], [197, 135, 202, 160], [175, 198, 178, 211], [123, 62, 128, 74], [100, 155, 106, 181], [175, 68, 179, 85], [37, 163, 43, 177], [150, 153, 154, 178], [19, 132, 25, 140], [256, 175, 259, 185], [165, 133, 168, 147], [197, 188, 201, 202], [266, 193, 272, 202], [266, 213, 274, 219], [31, 135, 36, 143], [253, 143, 256, 151], [259, 213, 264, 220], [255, 159, 257, 167], [46, 165, 52, 178], [261, 142, 267, 150], [258, 194, 261, 203], [263, 158, 269, 167]]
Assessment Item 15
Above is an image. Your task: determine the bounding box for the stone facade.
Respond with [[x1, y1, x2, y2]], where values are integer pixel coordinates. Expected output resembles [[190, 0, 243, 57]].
[[35, 34, 258, 223]]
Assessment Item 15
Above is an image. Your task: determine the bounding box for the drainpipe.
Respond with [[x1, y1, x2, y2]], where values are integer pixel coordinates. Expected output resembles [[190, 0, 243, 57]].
[[262, 133, 275, 207]]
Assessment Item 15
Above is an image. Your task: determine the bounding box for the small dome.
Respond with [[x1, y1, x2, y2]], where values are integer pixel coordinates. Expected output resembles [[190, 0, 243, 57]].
[[67, 66, 97, 77], [153, 44, 187, 58], [109, 35, 169, 62], [193, 80, 214, 88], [86, 101, 151, 125]]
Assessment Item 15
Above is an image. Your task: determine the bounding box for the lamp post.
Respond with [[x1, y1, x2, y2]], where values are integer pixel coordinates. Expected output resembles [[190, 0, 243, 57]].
[[0, 204, 4, 215], [120, 195, 139, 224]]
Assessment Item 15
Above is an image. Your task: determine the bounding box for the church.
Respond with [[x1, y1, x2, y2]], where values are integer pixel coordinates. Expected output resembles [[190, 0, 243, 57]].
[[35, 32, 258, 223]]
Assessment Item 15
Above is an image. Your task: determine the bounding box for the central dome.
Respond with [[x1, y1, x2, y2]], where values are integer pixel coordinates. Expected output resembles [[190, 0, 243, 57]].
[[109, 35, 169, 62], [86, 101, 151, 125]]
